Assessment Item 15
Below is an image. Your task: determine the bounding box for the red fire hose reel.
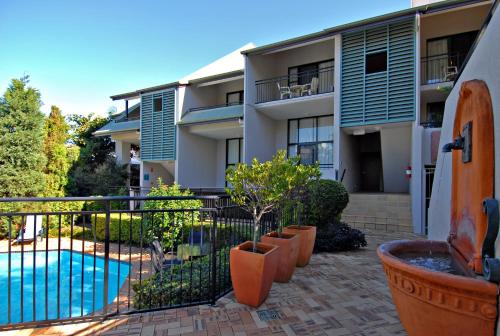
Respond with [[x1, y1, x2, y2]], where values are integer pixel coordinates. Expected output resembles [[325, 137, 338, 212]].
[[405, 166, 412, 179]]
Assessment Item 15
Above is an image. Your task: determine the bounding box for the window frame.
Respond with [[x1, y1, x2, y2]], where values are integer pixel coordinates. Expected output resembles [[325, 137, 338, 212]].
[[225, 137, 243, 186], [287, 115, 333, 168], [226, 90, 244, 106], [288, 58, 334, 87]]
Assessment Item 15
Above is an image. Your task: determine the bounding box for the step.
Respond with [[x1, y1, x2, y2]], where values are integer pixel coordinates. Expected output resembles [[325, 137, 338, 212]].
[[342, 193, 413, 233]]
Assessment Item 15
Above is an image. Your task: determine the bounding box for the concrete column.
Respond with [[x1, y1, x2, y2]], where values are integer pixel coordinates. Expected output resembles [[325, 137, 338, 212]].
[[333, 34, 342, 179], [114, 140, 130, 164], [411, 13, 424, 234]]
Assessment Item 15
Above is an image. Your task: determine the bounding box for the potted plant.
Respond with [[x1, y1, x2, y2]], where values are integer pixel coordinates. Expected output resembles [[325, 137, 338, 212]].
[[226, 151, 319, 305]]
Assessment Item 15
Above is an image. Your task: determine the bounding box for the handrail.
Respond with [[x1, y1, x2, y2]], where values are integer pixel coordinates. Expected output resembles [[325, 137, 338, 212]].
[[255, 65, 334, 85], [188, 102, 243, 113]]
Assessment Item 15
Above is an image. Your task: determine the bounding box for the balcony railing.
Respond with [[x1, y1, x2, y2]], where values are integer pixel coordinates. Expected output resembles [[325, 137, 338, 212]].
[[255, 66, 334, 104], [188, 102, 243, 113], [421, 53, 462, 85]]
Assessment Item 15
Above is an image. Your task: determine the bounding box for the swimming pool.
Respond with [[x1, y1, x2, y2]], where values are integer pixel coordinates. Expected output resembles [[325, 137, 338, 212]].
[[0, 250, 131, 325]]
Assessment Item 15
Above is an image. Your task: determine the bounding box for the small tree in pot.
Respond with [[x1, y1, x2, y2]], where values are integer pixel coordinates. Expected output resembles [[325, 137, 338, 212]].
[[225, 150, 319, 305]]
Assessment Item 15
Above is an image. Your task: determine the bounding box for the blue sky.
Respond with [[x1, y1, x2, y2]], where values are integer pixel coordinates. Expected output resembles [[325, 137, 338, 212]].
[[0, 0, 408, 116]]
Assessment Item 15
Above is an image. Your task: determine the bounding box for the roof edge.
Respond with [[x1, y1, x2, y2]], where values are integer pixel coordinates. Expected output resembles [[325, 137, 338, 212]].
[[242, 0, 490, 56], [110, 81, 180, 101]]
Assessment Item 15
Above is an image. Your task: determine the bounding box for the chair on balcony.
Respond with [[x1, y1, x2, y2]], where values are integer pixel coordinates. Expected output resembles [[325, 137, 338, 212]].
[[277, 83, 292, 100], [445, 66, 458, 82], [302, 77, 319, 96]]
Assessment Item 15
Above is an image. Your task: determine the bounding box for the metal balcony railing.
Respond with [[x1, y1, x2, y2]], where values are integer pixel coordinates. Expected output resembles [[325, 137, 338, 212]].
[[255, 66, 334, 104], [188, 102, 243, 113], [421, 53, 462, 85]]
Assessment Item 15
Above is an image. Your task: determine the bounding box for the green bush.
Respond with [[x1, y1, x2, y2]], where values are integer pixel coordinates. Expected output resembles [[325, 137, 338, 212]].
[[132, 249, 230, 309], [92, 213, 143, 243], [313, 220, 367, 253], [301, 179, 349, 228], [144, 181, 203, 250]]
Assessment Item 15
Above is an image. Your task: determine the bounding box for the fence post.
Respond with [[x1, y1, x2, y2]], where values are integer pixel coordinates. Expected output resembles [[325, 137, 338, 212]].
[[103, 200, 111, 315], [210, 197, 220, 305]]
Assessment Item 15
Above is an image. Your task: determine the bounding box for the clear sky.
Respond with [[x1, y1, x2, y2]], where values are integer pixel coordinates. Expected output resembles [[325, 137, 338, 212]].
[[0, 0, 409, 116]]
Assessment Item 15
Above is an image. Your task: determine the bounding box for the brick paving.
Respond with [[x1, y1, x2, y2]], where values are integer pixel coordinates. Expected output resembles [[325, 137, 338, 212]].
[[7, 230, 422, 336]]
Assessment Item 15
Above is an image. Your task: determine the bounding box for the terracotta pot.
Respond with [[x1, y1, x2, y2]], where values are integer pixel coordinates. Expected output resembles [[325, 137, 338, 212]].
[[378, 240, 498, 336], [261, 232, 299, 282], [230, 241, 279, 307], [283, 225, 316, 267]]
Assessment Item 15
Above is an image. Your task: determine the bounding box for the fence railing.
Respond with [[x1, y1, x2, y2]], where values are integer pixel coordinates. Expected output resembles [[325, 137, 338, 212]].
[[0, 195, 286, 330], [420, 53, 461, 85], [255, 66, 334, 104]]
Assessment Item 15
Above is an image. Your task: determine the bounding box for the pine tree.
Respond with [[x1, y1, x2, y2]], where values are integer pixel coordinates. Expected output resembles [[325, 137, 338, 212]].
[[43, 105, 70, 197], [0, 77, 47, 197]]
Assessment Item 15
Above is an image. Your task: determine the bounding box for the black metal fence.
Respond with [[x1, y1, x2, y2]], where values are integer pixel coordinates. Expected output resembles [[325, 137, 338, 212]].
[[255, 66, 334, 104], [0, 196, 285, 330], [420, 53, 461, 85]]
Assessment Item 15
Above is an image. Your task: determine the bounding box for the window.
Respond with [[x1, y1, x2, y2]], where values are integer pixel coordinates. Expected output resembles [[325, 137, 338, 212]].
[[226, 138, 243, 186], [226, 91, 243, 105], [365, 51, 387, 74], [288, 115, 333, 167], [288, 59, 334, 93], [153, 97, 163, 112], [423, 102, 445, 128]]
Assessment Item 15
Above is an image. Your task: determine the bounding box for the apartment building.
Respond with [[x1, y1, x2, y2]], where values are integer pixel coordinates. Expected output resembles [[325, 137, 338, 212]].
[[96, 0, 493, 234]]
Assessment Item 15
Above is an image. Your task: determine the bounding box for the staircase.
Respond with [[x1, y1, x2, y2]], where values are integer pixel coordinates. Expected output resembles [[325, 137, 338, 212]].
[[342, 193, 413, 233]]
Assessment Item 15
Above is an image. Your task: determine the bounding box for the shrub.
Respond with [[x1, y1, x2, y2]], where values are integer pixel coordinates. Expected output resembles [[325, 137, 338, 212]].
[[132, 249, 230, 309], [313, 220, 367, 253], [92, 213, 143, 243], [144, 181, 203, 249], [301, 179, 349, 228]]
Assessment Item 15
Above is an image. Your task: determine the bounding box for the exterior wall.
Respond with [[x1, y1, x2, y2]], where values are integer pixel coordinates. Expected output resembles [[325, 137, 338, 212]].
[[140, 89, 176, 160], [339, 130, 360, 192], [176, 127, 217, 188], [334, 35, 342, 177], [380, 126, 412, 193], [215, 80, 244, 106], [340, 18, 416, 127], [140, 161, 174, 189], [429, 5, 500, 242], [244, 56, 277, 163]]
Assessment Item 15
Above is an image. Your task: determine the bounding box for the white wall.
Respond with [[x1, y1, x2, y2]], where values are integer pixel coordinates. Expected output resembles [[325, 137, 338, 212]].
[[380, 126, 412, 193], [114, 140, 130, 164], [216, 139, 227, 188], [140, 161, 174, 189], [429, 6, 500, 242], [339, 130, 361, 192], [176, 127, 217, 188]]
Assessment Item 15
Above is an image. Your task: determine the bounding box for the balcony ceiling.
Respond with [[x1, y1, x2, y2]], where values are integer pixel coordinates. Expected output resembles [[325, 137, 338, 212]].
[[254, 92, 334, 120], [186, 120, 243, 140]]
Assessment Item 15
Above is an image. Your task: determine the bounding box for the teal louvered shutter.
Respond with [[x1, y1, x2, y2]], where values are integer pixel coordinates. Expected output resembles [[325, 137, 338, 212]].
[[140, 89, 176, 161], [340, 18, 416, 127]]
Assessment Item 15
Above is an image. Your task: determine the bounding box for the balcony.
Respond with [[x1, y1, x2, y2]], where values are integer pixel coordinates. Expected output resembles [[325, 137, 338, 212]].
[[420, 53, 462, 85], [255, 66, 334, 104]]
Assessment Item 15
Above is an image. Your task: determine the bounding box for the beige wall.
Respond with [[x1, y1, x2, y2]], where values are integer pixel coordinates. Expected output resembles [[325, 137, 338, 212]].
[[380, 126, 412, 193], [420, 4, 490, 57], [215, 80, 244, 106], [249, 39, 335, 82]]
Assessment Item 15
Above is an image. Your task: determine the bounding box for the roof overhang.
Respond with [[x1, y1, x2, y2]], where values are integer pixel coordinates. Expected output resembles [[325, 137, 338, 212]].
[[242, 0, 491, 56], [187, 70, 244, 86], [110, 82, 180, 101]]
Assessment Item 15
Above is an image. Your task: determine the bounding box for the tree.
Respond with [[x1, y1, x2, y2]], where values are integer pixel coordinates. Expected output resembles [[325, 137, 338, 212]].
[[225, 150, 320, 252], [43, 105, 70, 197], [0, 77, 46, 197], [66, 113, 128, 196]]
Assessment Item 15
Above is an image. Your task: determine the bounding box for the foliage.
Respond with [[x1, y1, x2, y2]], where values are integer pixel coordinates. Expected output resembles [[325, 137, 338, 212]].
[[225, 150, 320, 251], [43, 105, 71, 197], [301, 179, 349, 228], [144, 180, 203, 249], [66, 113, 128, 196], [313, 220, 367, 253], [132, 249, 230, 309], [0, 77, 46, 197], [91, 213, 143, 243]]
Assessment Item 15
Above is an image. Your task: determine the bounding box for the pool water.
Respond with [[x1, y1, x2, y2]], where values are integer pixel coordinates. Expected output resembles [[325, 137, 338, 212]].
[[0, 250, 130, 324]]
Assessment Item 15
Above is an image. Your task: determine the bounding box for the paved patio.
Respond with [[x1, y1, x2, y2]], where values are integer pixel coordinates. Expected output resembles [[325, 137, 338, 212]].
[[11, 230, 422, 336]]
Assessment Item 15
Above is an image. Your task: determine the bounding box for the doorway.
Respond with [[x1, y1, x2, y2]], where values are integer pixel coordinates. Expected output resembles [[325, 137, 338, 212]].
[[358, 132, 383, 192]]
